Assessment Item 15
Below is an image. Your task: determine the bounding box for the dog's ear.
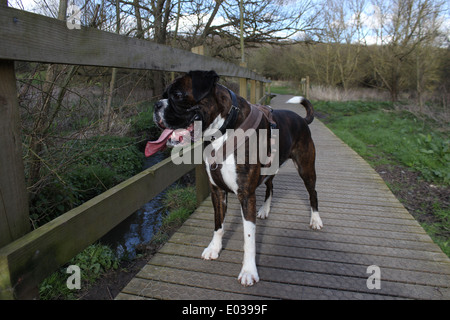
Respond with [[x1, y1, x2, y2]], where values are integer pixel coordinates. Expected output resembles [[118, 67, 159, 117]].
[[189, 70, 219, 102]]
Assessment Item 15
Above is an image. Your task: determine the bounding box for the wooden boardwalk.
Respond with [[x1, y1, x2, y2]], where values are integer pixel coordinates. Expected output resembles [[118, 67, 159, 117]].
[[117, 95, 450, 300]]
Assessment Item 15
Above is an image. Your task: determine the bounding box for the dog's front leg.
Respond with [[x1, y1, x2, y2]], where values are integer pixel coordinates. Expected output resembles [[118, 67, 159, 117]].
[[238, 193, 259, 286], [202, 186, 227, 260]]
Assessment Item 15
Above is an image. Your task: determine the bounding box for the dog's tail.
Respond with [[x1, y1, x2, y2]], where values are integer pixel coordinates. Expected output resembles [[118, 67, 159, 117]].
[[300, 97, 314, 125]]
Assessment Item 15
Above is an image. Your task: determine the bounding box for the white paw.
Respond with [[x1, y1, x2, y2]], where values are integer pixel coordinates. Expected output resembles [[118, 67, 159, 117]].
[[257, 196, 272, 219], [201, 245, 221, 260], [238, 268, 259, 286], [309, 211, 323, 230], [257, 206, 269, 219]]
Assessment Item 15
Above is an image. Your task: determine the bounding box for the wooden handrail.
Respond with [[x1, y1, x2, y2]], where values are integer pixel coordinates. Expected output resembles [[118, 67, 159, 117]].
[[0, 6, 268, 82]]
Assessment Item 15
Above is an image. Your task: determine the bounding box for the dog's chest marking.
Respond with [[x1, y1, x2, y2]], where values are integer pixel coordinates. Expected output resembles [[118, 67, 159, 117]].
[[204, 115, 239, 193], [219, 153, 239, 194], [204, 132, 239, 194]]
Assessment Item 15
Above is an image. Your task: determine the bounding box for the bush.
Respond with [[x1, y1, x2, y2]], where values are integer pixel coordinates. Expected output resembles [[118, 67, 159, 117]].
[[29, 179, 79, 226], [29, 136, 144, 227], [70, 136, 143, 179], [130, 104, 155, 135]]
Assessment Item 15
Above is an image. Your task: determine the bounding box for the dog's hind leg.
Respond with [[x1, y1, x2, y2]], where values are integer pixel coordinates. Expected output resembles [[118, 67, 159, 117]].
[[292, 143, 323, 230], [301, 166, 323, 230], [257, 176, 274, 219]]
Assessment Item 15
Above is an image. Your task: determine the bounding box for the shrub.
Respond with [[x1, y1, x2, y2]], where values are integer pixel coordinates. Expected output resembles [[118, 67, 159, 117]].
[[29, 136, 144, 227]]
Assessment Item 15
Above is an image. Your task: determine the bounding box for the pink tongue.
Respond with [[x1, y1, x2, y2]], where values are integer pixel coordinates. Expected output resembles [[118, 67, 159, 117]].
[[145, 129, 173, 157]]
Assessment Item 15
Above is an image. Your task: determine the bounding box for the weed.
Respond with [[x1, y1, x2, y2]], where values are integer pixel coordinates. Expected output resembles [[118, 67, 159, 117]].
[[163, 185, 197, 213], [129, 103, 155, 135], [421, 202, 450, 257], [151, 185, 196, 244], [39, 244, 119, 300]]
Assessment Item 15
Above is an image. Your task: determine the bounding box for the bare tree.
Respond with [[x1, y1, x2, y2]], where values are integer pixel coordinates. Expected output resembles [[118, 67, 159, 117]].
[[314, 0, 368, 91], [366, 0, 445, 101]]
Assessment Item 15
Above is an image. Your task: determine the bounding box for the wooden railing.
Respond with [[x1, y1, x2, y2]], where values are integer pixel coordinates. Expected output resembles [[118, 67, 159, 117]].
[[0, 5, 269, 299]]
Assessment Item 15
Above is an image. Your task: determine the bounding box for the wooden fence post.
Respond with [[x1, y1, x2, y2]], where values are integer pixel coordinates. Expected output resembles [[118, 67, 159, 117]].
[[239, 62, 248, 99], [250, 79, 256, 104], [306, 75, 310, 100], [191, 45, 205, 56], [0, 60, 30, 249], [239, 78, 247, 99], [256, 81, 262, 103]]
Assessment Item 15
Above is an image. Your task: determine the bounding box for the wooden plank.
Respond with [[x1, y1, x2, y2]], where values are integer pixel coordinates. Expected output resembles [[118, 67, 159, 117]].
[[120, 277, 269, 300], [0, 153, 195, 299], [0, 6, 268, 82], [0, 59, 30, 248]]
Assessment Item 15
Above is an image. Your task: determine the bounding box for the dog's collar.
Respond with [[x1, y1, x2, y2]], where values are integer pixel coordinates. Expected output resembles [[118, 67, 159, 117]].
[[217, 89, 240, 135]]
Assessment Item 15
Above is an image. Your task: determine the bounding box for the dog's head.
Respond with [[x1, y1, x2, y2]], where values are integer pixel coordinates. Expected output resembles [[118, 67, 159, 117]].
[[153, 70, 220, 146]]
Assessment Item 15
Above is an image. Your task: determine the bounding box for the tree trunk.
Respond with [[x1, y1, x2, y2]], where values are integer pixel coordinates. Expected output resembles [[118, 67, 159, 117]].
[[102, 0, 121, 133]]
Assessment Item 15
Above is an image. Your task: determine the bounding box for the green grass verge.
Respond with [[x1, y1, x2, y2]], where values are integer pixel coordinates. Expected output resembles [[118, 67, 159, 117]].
[[270, 85, 300, 95], [314, 101, 449, 184]]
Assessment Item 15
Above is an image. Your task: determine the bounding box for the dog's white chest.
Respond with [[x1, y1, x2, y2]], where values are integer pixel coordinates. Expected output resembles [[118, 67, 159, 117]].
[[219, 154, 239, 193], [204, 133, 239, 194]]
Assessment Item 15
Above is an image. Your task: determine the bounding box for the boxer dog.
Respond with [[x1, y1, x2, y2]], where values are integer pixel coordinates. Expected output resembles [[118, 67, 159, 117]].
[[150, 70, 322, 286]]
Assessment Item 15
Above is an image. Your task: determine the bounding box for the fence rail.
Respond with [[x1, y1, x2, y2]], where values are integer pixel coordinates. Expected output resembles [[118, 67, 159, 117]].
[[0, 5, 268, 299], [0, 6, 268, 82]]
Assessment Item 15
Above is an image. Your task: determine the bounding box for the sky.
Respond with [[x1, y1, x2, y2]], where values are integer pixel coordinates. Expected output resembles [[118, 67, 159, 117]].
[[9, 0, 36, 10]]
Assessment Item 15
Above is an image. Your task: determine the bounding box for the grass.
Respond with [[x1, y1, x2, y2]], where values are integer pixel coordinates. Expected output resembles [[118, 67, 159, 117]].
[[271, 84, 300, 95], [314, 101, 449, 184], [313, 100, 449, 256], [39, 243, 119, 300], [151, 185, 197, 244], [421, 203, 450, 257]]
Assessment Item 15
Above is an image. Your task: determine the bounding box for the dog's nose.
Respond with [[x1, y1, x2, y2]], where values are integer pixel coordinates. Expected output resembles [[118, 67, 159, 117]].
[[154, 101, 163, 110]]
